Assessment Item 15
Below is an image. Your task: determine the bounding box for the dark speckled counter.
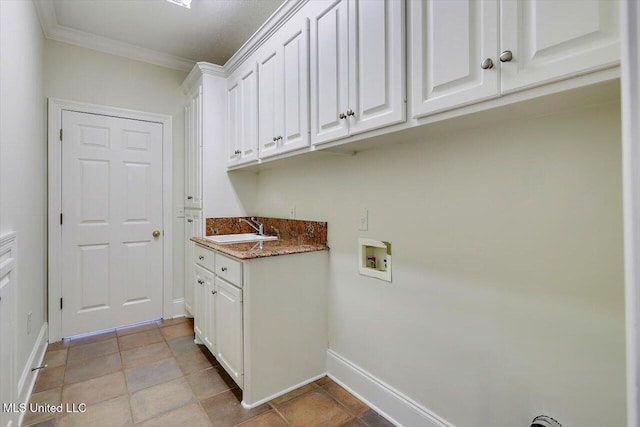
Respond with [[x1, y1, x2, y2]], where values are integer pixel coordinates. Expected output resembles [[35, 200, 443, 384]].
[[192, 216, 329, 260], [191, 236, 328, 260]]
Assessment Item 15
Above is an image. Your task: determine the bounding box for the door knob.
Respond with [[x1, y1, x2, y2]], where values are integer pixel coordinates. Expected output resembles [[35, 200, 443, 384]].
[[480, 58, 494, 69], [152, 230, 161, 239], [499, 50, 513, 62]]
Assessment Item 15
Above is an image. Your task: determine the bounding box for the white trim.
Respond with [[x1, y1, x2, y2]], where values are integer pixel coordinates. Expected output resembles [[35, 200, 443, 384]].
[[182, 62, 225, 93], [240, 373, 327, 410], [0, 231, 16, 248], [17, 323, 48, 427], [223, 0, 309, 75], [33, 0, 194, 72], [326, 350, 455, 427], [32, 0, 307, 74], [622, 1, 640, 426], [172, 298, 185, 318], [47, 98, 173, 342]]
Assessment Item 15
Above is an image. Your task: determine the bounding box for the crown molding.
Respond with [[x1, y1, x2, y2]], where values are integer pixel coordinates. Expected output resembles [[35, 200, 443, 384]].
[[33, 0, 195, 72], [222, 0, 309, 75], [182, 62, 226, 93]]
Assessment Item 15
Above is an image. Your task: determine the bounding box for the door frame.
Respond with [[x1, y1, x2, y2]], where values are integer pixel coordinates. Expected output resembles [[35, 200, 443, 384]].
[[47, 98, 173, 342]]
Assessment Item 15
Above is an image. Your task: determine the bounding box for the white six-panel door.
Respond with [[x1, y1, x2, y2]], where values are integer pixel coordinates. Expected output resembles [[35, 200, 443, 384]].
[[61, 110, 163, 337], [410, 0, 499, 118], [500, 0, 620, 93]]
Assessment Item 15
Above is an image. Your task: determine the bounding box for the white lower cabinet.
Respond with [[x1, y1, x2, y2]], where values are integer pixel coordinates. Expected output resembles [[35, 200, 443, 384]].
[[184, 209, 202, 316], [214, 277, 244, 388], [193, 243, 328, 407]]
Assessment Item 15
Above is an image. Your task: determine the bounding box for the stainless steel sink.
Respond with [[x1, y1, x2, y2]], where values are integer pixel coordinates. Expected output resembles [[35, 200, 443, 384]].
[[204, 233, 278, 244]]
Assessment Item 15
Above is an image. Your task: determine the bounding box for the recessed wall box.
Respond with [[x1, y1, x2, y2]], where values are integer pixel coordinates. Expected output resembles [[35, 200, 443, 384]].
[[358, 238, 391, 282]]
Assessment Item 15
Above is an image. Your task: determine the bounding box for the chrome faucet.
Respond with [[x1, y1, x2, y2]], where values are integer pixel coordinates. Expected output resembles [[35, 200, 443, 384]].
[[239, 217, 264, 235]]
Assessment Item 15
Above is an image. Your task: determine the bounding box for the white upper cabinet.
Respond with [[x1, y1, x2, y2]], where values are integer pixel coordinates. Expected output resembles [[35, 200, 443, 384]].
[[500, 0, 620, 93], [310, 0, 405, 146], [410, 0, 620, 119], [227, 62, 259, 166], [410, 0, 500, 118], [258, 16, 310, 159], [184, 85, 202, 208]]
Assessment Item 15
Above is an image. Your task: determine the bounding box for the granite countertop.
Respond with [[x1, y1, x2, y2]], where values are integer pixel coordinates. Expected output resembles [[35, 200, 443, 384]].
[[192, 216, 329, 260], [191, 236, 329, 260]]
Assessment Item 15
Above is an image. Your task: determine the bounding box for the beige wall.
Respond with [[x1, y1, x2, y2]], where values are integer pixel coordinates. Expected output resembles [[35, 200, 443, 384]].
[[0, 0, 46, 384], [43, 40, 189, 301], [253, 102, 625, 426]]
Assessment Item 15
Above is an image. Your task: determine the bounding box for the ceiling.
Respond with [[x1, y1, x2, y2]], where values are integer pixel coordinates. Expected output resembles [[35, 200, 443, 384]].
[[36, 0, 285, 71]]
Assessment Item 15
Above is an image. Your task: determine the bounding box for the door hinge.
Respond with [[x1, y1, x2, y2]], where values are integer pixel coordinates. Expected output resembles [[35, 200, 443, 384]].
[[59, 129, 63, 141], [60, 298, 63, 310], [60, 213, 63, 225]]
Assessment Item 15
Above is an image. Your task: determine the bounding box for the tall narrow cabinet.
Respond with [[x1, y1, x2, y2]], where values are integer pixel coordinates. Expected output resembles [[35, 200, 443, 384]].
[[182, 63, 228, 316]]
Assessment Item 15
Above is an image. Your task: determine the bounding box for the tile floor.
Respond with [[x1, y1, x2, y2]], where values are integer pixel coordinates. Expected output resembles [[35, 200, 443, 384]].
[[22, 317, 394, 427]]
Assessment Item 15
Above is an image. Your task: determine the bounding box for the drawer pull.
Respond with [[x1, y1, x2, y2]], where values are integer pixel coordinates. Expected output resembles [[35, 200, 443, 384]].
[[221, 267, 227, 272], [199, 256, 204, 260]]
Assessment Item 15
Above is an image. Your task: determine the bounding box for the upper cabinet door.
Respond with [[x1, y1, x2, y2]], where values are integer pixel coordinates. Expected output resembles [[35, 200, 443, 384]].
[[347, 0, 405, 134], [185, 86, 203, 208], [280, 20, 310, 154], [258, 17, 310, 159], [258, 47, 281, 158], [239, 64, 259, 163], [226, 81, 241, 164], [410, 0, 499, 118], [500, 0, 620, 93], [227, 63, 259, 166], [310, 0, 350, 145]]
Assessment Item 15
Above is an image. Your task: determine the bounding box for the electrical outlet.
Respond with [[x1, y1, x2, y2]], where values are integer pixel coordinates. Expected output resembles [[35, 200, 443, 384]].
[[27, 312, 32, 335], [175, 205, 185, 218], [289, 206, 296, 219], [359, 209, 368, 231]]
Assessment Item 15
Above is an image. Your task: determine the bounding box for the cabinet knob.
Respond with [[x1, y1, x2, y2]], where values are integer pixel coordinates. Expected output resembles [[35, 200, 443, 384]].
[[221, 267, 227, 272], [198, 280, 204, 285], [277, 136, 283, 141], [339, 113, 347, 120], [499, 50, 513, 62], [187, 196, 193, 200], [480, 58, 494, 69], [187, 219, 193, 223], [273, 136, 277, 142], [211, 290, 217, 295], [234, 150, 241, 155], [346, 109, 355, 117], [199, 255, 204, 260]]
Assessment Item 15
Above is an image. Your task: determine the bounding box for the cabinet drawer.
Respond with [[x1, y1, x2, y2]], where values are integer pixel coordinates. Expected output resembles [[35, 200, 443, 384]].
[[215, 252, 242, 287], [195, 244, 215, 272]]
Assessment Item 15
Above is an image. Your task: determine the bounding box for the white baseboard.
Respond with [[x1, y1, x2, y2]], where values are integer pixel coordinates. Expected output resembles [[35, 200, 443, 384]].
[[172, 298, 185, 318], [326, 349, 454, 427], [18, 323, 48, 427], [241, 373, 327, 409]]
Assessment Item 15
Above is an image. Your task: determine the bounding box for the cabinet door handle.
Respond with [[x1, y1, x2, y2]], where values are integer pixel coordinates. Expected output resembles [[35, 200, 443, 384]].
[[346, 109, 355, 117], [221, 267, 227, 272], [499, 50, 513, 62], [273, 136, 277, 142], [198, 280, 204, 284], [211, 291, 217, 295], [339, 113, 347, 120], [480, 58, 494, 69], [187, 196, 193, 200], [187, 219, 193, 223], [199, 256, 204, 260], [234, 149, 241, 155]]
